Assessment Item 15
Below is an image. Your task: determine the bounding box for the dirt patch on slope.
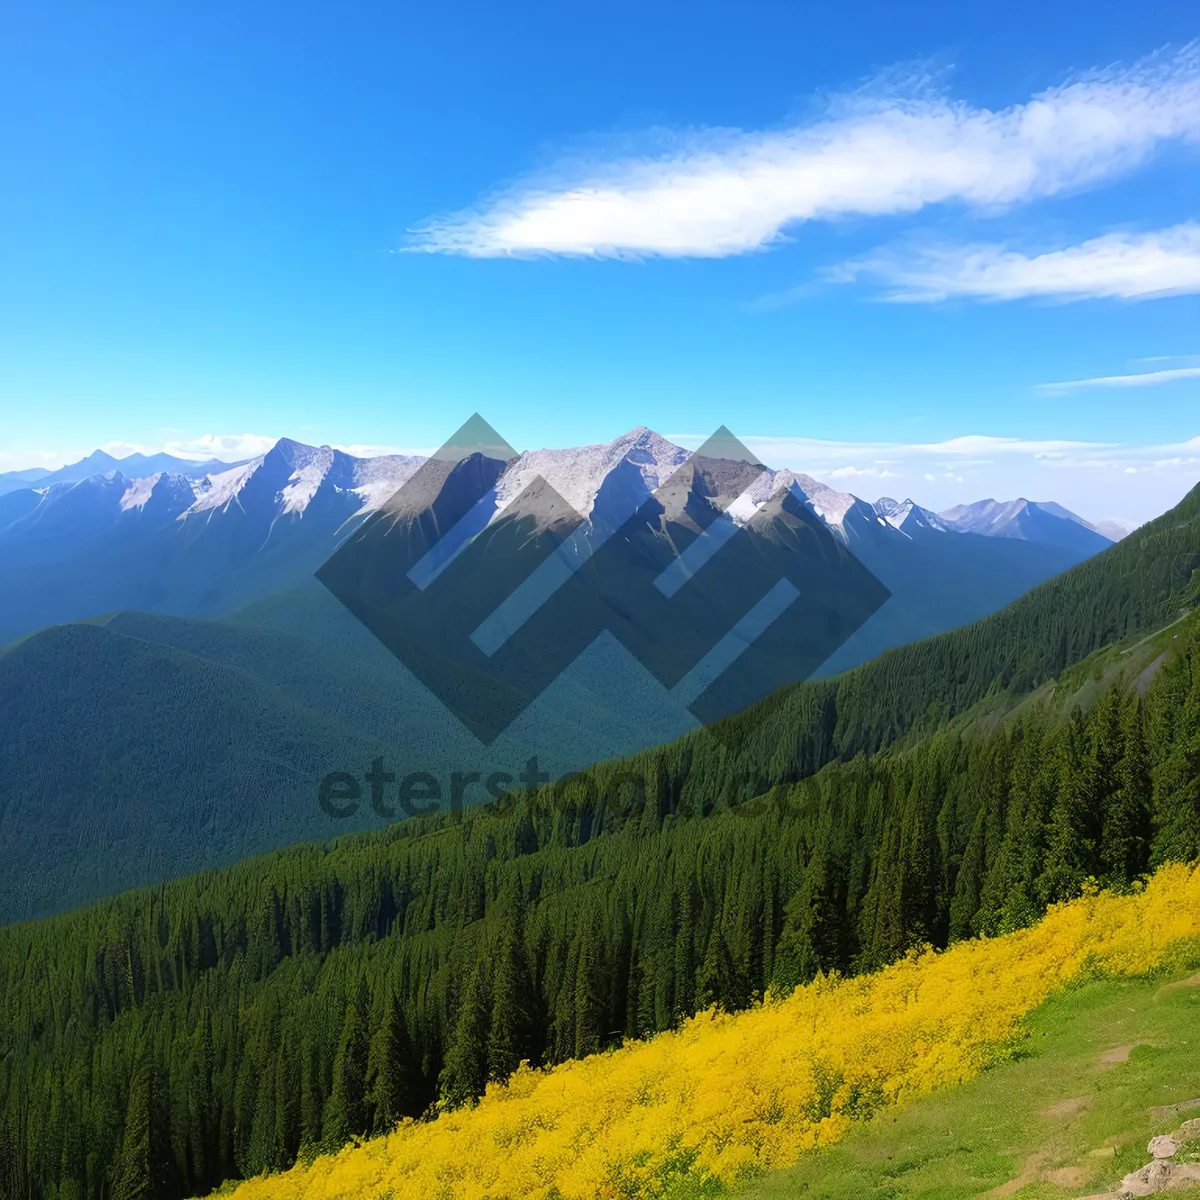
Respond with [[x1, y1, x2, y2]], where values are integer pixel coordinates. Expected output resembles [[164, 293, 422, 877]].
[[1099, 1043, 1147, 1065], [1042, 1095, 1093, 1118], [1156, 970, 1200, 996]]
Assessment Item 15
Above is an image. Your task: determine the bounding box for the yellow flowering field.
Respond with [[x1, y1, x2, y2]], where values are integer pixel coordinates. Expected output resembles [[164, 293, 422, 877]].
[[225, 862, 1200, 1200]]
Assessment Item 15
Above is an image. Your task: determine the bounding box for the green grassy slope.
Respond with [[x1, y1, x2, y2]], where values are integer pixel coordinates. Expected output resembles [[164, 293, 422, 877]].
[[741, 955, 1200, 1200]]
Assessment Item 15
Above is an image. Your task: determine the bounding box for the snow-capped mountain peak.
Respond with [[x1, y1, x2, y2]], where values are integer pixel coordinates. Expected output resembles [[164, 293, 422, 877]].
[[187, 459, 262, 515], [118, 472, 199, 514], [938, 496, 1112, 555], [276, 443, 336, 515], [183, 438, 423, 521], [724, 468, 866, 541], [874, 496, 950, 534], [489, 426, 690, 528], [0, 431, 1117, 573]]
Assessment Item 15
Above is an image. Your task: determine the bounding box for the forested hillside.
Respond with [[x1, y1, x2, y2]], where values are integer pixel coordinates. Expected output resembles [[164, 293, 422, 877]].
[[0, 587, 693, 921], [1, 596, 1197, 1199], [2, 480, 1197, 924], [701, 477, 1200, 784], [195, 861, 1200, 1200]]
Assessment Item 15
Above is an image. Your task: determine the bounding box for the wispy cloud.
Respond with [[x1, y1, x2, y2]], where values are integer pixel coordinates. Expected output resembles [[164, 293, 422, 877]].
[[408, 46, 1200, 259], [1038, 364, 1200, 393], [830, 222, 1200, 302], [333, 442, 430, 458], [164, 433, 280, 460], [0, 449, 69, 475]]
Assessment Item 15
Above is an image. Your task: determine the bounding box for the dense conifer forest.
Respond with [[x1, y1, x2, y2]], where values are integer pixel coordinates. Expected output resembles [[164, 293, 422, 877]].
[[0, 483, 1198, 1199], [2, 613, 1198, 1198]]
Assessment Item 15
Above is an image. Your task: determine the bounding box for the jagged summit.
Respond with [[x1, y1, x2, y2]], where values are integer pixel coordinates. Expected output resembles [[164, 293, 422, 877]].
[[0, 430, 1114, 561], [0, 447, 240, 499], [0, 427, 1127, 665], [874, 496, 950, 535], [939, 496, 1111, 554], [490, 426, 690, 526]]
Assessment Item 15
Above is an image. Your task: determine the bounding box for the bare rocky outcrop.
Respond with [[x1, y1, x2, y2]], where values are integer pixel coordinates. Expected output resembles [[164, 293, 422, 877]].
[[1120, 1159, 1200, 1196], [1117, 1120, 1200, 1197]]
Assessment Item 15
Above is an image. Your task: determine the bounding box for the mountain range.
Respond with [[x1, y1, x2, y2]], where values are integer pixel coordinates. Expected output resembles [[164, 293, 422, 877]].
[[2, 460, 1198, 1200], [939, 495, 1119, 555], [0, 423, 1144, 922], [0, 447, 243, 497], [0, 426, 1113, 654]]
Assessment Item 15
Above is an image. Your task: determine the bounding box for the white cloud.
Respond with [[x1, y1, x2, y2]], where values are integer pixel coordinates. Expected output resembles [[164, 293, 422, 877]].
[[826, 464, 898, 479], [333, 442, 431, 458], [833, 222, 1200, 302], [0, 449, 69, 474], [164, 433, 279, 460], [1038, 364, 1200, 393], [408, 46, 1200, 258]]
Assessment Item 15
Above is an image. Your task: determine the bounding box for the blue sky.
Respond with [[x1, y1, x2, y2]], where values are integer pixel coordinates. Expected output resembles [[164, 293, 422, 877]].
[[1, 0, 1198, 524]]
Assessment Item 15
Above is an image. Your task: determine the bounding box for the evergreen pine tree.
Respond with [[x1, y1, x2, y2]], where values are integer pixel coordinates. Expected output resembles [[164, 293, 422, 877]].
[[1041, 717, 1102, 904], [486, 891, 537, 1080], [573, 908, 604, 1059], [322, 979, 371, 1146], [186, 1007, 216, 1192], [111, 1060, 173, 1200], [368, 992, 423, 1132], [1101, 695, 1152, 882], [696, 922, 736, 1010], [439, 962, 491, 1108], [1151, 645, 1200, 864]]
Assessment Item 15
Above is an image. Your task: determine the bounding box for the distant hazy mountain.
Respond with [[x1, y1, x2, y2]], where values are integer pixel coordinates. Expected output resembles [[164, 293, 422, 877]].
[[0, 439, 422, 641], [0, 583, 704, 921], [0, 465, 51, 487], [938, 496, 1112, 556], [0, 448, 241, 497], [1093, 516, 1140, 542]]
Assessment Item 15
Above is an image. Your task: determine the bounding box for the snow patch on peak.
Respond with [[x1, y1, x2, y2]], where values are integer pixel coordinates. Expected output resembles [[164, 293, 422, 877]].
[[874, 496, 949, 533], [491, 427, 690, 524], [351, 454, 426, 513], [939, 497, 1026, 531], [182, 439, 344, 518], [728, 468, 859, 537], [187, 460, 262, 515], [278, 444, 335, 515], [119, 473, 162, 512], [269, 437, 317, 465], [120, 473, 199, 513]]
